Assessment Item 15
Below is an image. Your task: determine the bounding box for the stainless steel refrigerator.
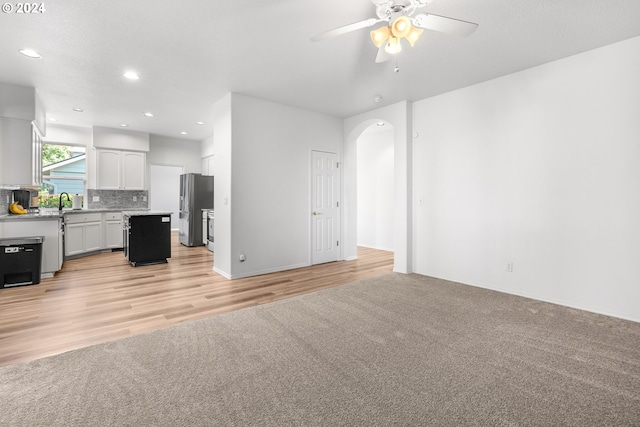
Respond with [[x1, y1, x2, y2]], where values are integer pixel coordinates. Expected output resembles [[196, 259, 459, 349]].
[[179, 173, 213, 246]]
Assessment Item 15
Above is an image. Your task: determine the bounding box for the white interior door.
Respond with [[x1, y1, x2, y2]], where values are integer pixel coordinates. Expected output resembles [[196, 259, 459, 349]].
[[149, 164, 183, 229], [311, 151, 340, 265]]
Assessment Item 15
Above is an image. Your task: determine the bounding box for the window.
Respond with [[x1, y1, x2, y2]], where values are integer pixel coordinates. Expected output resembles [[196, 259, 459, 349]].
[[39, 144, 86, 208]]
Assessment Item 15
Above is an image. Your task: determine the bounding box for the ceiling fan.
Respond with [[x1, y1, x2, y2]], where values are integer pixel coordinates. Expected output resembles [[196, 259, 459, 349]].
[[311, 0, 478, 64]]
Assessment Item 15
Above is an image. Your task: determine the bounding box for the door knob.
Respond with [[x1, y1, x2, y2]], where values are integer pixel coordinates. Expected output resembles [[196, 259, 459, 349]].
[[313, 211, 323, 216]]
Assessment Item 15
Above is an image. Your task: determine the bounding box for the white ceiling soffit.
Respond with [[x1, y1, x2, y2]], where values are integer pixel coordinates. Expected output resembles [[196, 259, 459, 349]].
[[1, 0, 640, 141]]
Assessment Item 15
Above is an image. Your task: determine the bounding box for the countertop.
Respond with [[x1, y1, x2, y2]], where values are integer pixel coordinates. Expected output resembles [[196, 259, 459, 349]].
[[122, 210, 172, 217], [0, 212, 63, 221], [0, 208, 150, 221]]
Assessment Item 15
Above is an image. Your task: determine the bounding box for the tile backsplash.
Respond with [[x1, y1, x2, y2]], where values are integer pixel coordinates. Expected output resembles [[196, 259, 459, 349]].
[[0, 189, 10, 214], [87, 189, 149, 209], [1, 189, 149, 212]]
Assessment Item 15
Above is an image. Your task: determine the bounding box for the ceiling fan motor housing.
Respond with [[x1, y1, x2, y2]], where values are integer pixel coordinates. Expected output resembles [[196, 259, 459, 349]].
[[374, 0, 434, 20]]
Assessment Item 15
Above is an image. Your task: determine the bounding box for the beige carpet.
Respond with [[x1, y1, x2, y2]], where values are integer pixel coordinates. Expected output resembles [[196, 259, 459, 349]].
[[1, 273, 639, 426]]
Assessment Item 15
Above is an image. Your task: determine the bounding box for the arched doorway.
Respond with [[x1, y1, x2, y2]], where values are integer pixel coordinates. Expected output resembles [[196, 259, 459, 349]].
[[343, 101, 412, 273], [357, 122, 395, 252]]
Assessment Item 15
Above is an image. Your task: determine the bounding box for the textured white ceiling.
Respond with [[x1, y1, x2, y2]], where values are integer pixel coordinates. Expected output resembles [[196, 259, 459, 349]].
[[1, 0, 639, 142]]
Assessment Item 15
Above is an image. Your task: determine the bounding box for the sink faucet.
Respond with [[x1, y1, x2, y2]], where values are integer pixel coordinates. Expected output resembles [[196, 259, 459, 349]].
[[59, 192, 70, 211]]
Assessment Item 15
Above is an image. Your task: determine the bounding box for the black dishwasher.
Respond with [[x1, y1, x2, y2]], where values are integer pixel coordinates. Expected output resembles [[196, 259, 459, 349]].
[[123, 213, 171, 266]]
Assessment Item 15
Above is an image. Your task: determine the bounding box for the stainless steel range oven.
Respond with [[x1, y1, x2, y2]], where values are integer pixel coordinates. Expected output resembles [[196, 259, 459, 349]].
[[206, 210, 214, 251]]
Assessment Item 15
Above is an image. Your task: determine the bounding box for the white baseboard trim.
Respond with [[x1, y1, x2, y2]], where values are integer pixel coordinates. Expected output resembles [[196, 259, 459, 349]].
[[417, 272, 640, 324], [214, 262, 310, 280], [212, 267, 232, 279], [357, 244, 394, 252]]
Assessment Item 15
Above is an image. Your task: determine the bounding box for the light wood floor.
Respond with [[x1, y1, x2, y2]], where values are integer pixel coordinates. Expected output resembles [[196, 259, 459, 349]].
[[0, 232, 393, 367]]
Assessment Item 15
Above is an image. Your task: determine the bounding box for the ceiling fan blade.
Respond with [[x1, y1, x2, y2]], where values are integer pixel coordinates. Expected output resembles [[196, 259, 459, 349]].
[[310, 18, 383, 42], [413, 13, 478, 37], [375, 45, 392, 63]]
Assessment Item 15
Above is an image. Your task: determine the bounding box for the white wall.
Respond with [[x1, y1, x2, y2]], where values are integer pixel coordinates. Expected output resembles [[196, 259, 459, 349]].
[[412, 35, 640, 322], [43, 124, 92, 145], [214, 93, 343, 279], [147, 135, 202, 226], [0, 82, 35, 120], [93, 126, 149, 151], [148, 134, 202, 174], [212, 94, 232, 277], [201, 135, 214, 158], [149, 164, 183, 229], [357, 128, 394, 251]]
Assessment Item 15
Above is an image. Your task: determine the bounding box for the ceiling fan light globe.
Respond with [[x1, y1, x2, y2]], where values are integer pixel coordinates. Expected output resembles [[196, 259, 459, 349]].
[[406, 26, 423, 46], [391, 16, 411, 38], [384, 35, 402, 54], [370, 26, 390, 48]]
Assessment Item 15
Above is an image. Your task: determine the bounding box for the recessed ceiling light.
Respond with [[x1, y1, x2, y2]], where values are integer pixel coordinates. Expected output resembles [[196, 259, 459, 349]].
[[374, 95, 383, 103], [196, 121, 205, 125], [48, 117, 57, 122], [180, 131, 188, 135], [19, 49, 41, 58], [72, 108, 84, 112], [377, 122, 385, 126], [143, 112, 154, 117], [120, 123, 129, 127], [123, 71, 140, 80]]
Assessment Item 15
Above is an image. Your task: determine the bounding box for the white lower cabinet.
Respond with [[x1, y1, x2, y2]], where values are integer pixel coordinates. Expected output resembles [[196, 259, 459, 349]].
[[64, 223, 84, 256], [64, 211, 125, 257], [0, 217, 62, 278], [104, 212, 123, 248], [64, 213, 103, 257]]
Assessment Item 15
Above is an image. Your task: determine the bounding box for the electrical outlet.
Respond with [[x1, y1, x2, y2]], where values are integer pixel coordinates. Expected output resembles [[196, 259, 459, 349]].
[[92, 196, 100, 202], [133, 196, 137, 202], [143, 196, 147, 202], [506, 262, 513, 273], [239, 254, 246, 262]]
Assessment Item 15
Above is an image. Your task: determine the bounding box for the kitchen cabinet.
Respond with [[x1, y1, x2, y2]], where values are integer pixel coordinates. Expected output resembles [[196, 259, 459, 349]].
[[96, 149, 146, 190], [0, 217, 62, 278], [122, 151, 145, 189], [104, 212, 123, 248], [64, 212, 102, 257], [0, 118, 39, 186], [0, 83, 43, 187], [96, 150, 120, 189], [31, 127, 43, 186], [202, 155, 214, 176]]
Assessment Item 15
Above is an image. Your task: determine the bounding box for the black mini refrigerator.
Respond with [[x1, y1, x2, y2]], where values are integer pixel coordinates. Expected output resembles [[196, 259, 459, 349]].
[[123, 213, 171, 267]]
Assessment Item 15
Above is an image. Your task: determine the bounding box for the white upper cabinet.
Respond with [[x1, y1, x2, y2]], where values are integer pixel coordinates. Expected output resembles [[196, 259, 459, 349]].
[[96, 149, 120, 189], [122, 151, 145, 189], [202, 155, 214, 176], [97, 149, 146, 190], [0, 83, 45, 186], [0, 118, 33, 185]]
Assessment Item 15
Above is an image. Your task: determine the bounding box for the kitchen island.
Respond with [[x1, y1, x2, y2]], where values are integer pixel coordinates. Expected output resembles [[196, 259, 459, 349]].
[[122, 211, 172, 266]]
